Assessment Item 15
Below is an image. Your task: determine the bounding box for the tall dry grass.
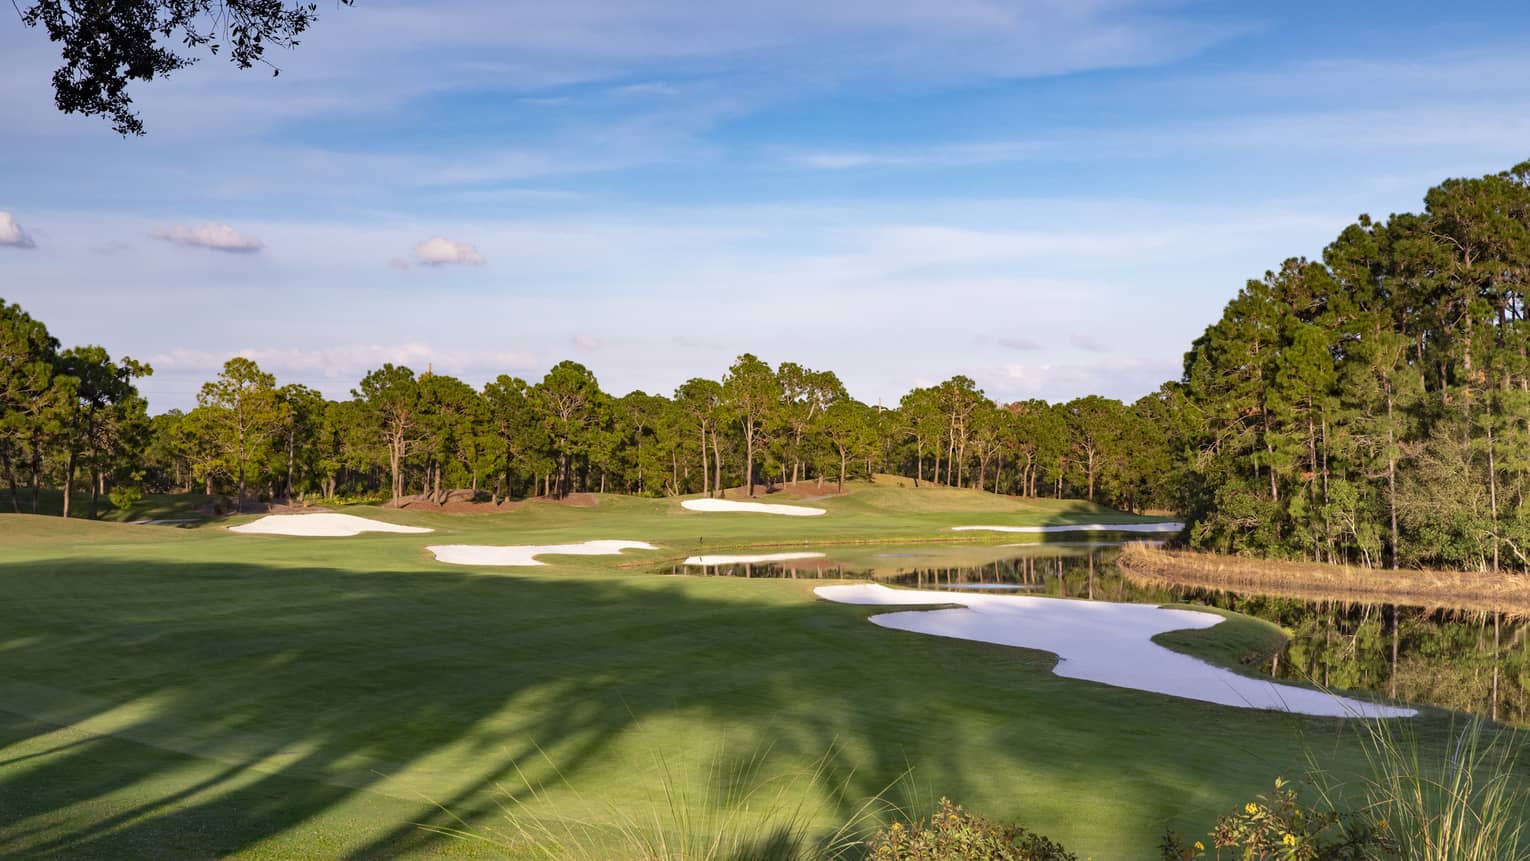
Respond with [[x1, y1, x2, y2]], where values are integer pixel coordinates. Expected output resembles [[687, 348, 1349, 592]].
[[1118, 543, 1530, 616]]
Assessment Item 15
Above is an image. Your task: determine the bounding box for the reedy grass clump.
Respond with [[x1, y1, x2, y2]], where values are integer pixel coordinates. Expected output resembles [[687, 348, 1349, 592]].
[[1333, 717, 1530, 861], [1160, 718, 1528, 860]]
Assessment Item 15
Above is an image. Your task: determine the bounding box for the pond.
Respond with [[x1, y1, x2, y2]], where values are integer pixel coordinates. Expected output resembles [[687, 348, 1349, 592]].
[[663, 542, 1528, 724]]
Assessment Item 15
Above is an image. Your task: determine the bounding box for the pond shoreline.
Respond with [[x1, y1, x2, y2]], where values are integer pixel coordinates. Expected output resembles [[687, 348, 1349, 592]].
[[1118, 543, 1530, 616]]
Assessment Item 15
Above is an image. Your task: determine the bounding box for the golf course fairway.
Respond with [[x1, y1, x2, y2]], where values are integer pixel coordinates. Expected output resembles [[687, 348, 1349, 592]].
[[0, 482, 1439, 858]]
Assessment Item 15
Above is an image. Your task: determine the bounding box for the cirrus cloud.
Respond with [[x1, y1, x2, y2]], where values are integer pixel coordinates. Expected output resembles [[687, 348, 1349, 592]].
[[0, 211, 36, 249], [151, 223, 264, 253], [414, 236, 486, 266]]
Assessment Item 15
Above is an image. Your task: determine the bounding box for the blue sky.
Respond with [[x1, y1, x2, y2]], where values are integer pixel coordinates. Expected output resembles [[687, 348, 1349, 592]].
[[3, 0, 1529, 412]]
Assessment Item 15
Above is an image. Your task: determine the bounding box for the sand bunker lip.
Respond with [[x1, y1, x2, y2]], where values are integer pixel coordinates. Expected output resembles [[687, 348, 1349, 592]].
[[681, 499, 826, 516], [228, 513, 434, 537], [684, 552, 828, 565], [952, 522, 1184, 534], [814, 583, 1414, 718], [427, 540, 658, 567]]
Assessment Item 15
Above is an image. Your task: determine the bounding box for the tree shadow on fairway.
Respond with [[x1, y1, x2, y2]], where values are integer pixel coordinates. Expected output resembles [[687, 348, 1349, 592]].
[[0, 555, 1377, 859]]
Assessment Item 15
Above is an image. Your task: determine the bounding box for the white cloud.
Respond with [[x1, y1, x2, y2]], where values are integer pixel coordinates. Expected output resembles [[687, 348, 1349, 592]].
[[414, 236, 487, 266], [151, 223, 264, 253], [572, 334, 603, 351], [0, 211, 36, 249]]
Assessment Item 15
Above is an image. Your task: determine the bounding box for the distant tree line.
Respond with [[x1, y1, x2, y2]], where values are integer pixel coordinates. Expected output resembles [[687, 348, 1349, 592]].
[[0, 306, 1176, 515]]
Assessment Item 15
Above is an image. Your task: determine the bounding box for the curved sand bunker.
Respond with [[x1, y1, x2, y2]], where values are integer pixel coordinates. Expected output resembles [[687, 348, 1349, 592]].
[[229, 513, 434, 537], [952, 522, 1183, 534], [685, 552, 828, 566], [427, 540, 657, 567], [815, 583, 1414, 718], [682, 499, 826, 517]]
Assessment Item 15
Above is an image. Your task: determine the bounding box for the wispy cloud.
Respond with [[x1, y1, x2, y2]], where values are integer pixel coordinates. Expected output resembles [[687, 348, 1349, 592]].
[[151, 223, 264, 253], [0, 211, 36, 249], [1068, 333, 1110, 354], [998, 336, 1042, 351]]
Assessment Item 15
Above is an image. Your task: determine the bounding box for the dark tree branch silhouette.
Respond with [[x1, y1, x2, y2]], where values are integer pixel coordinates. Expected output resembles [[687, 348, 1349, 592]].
[[18, 0, 353, 135]]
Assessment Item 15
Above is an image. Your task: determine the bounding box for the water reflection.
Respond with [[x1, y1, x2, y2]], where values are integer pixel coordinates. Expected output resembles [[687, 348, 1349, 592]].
[[665, 543, 1527, 724]]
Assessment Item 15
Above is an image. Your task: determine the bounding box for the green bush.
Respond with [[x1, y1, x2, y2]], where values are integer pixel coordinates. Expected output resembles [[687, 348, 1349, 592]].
[[108, 484, 143, 511], [865, 798, 1076, 861]]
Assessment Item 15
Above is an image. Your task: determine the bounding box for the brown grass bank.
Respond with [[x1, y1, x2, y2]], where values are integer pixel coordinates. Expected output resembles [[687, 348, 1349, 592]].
[[1118, 543, 1530, 617]]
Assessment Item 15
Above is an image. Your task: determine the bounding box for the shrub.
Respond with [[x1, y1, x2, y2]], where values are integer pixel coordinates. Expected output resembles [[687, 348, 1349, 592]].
[[109, 484, 143, 511], [865, 798, 1076, 861], [1159, 778, 1389, 861]]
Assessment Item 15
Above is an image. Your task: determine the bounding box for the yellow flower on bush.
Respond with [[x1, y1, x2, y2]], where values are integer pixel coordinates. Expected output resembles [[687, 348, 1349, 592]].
[[1283, 833, 1297, 846], [1245, 802, 1258, 814], [1193, 842, 1204, 851]]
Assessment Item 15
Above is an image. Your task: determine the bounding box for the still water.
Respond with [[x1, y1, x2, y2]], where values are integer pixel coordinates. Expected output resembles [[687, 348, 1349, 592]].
[[666, 542, 1528, 724]]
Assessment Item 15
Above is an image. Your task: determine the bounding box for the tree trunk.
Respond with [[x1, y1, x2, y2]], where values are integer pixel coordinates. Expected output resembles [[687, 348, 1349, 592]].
[[1487, 393, 1500, 573], [90, 467, 101, 519], [699, 425, 709, 495], [1387, 388, 1399, 569], [62, 447, 76, 518], [1, 448, 18, 513], [745, 418, 756, 497], [29, 437, 42, 513], [285, 431, 296, 499], [389, 441, 403, 501], [711, 429, 722, 497]]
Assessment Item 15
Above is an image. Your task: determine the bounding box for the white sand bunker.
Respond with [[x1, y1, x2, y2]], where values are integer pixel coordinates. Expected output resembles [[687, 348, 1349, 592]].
[[685, 552, 827, 565], [682, 499, 826, 517], [815, 583, 1414, 718], [427, 540, 658, 567], [952, 522, 1184, 534], [229, 513, 434, 537]]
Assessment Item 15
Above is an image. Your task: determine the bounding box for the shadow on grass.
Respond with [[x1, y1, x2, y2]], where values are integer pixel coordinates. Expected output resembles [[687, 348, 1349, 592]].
[[0, 554, 1401, 859]]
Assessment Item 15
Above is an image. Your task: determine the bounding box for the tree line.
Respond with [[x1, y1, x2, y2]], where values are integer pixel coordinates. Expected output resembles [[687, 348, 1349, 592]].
[[1170, 159, 1530, 573], [7, 159, 1528, 576], [0, 307, 1176, 515]]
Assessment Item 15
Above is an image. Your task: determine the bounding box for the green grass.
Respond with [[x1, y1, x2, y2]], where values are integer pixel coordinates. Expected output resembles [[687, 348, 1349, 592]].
[[1153, 606, 1290, 676], [1, 488, 215, 523], [0, 482, 1467, 859]]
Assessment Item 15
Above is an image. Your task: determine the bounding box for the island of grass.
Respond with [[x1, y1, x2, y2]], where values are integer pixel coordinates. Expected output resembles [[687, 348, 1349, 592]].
[[0, 479, 1481, 859]]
